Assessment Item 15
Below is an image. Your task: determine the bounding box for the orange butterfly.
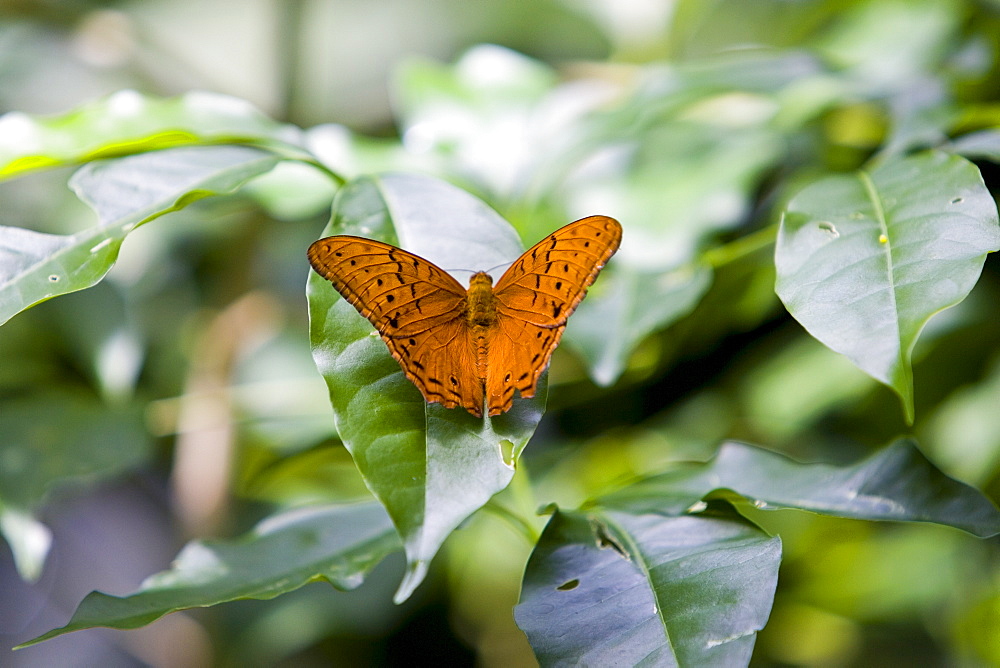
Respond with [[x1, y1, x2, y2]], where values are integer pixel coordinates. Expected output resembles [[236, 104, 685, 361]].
[[308, 215, 622, 418]]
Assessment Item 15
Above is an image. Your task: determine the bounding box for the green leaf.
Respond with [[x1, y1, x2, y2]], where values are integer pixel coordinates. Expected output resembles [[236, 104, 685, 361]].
[[599, 440, 1000, 537], [0, 145, 280, 325], [515, 506, 781, 666], [0, 90, 296, 180], [948, 129, 1000, 162], [307, 173, 545, 602], [775, 151, 1000, 422], [16, 502, 399, 648], [564, 262, 713, 385]]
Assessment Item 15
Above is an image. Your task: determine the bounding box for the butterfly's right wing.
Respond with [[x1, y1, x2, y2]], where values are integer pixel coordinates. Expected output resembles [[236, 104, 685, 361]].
[[492, 216, 622, 328], [308, 235, 486, 416], [486, 216, 622, 413]]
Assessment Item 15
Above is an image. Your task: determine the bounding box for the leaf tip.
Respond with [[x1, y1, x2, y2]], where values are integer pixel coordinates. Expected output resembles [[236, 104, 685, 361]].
[[393, 558, 429, 604]]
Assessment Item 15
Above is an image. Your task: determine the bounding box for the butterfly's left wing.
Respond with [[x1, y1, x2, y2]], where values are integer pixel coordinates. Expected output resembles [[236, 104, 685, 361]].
[[309, 235, 486, 416], [487, 216, 622, 413]]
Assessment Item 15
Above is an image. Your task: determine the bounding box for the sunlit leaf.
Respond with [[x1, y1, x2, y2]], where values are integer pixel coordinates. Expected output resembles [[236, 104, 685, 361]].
[[599, 440, 1000, 537], [775, 151, 1000, 422], [517, 437, 1000, 665], [0, 505, 51, 582], [17, 502, 400, 648], [515, 505, 781, 666], [307, 173, 545, 602], [0, 145, 280, 325], [0, 90, 297, 180], [393, 45, 606, 199]]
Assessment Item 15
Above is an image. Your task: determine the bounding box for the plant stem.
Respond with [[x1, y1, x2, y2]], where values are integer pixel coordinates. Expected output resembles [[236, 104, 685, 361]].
[[701, 223, 778, 268]]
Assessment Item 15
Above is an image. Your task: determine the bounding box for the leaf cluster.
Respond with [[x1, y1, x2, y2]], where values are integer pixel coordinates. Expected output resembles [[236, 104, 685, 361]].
[[4, 2, 1000, 664]]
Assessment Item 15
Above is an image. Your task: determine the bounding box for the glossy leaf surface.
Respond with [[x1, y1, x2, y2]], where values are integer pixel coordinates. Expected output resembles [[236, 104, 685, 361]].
[[775, 151, 1000, 422], [516, 506, 781, 666]]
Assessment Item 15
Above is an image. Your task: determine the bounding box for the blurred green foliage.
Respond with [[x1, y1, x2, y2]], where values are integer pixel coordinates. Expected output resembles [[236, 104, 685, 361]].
[[2, 0, 1000, 665]]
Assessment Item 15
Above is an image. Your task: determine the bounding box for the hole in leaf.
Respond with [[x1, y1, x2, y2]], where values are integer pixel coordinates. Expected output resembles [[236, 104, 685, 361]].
[[591, 520, 629, 559], [48, 275, 60, 282], [498, 439, 515, 468], [557, 579, 579, 591], [952, 196, 963, 204]]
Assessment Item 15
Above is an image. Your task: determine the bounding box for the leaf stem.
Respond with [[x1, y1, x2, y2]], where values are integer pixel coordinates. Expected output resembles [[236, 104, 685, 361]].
[[483, 499, 541, 544], [701, 224, 778, 268]]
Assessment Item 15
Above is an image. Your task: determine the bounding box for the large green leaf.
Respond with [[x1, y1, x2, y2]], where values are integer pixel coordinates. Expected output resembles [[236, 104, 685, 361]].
[[16, 502, 399, 648], [0, 145, 280, 325], [775, 151, 1000, 422], [599, 440, 1000, 537], [0, 90, 297, 180], [307, 173, 545, 602], [515, 505, 781, 666]]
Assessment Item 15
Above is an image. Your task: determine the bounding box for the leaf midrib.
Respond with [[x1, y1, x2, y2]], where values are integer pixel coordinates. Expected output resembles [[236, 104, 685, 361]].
[[858, 170, 904, 371]]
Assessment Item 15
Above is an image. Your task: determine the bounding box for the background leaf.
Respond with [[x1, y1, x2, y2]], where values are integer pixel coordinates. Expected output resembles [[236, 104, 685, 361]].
[[0, 145, 280, 325], [307, 173, 544, 602], [17, 502, 400, 648], [599, 440, 1000, 537], [0, 506, 51, 583], [564, 262, 713, 386], [775, 151, 1000, 422]]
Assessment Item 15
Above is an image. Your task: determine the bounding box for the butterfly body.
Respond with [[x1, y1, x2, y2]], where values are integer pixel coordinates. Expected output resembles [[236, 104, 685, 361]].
[[308, 215, 622, 418], [464, 272, 498, 328]]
